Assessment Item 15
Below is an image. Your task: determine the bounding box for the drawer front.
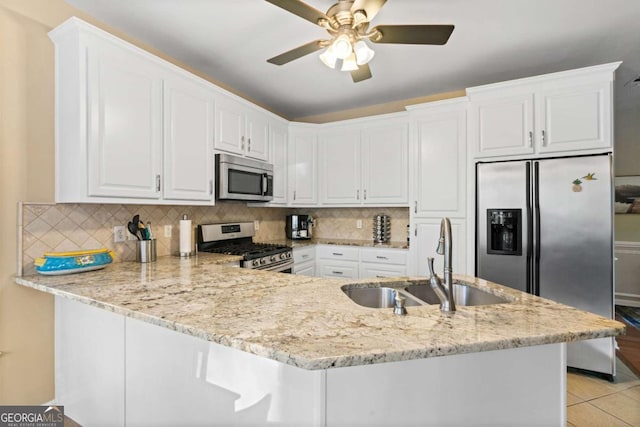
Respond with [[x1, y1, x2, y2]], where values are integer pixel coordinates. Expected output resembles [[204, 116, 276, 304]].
[[316, 245, 359, 262], [293, 261, 315, 277], [359, 264, 407, 279], [317, 261, 359, 279], [359, 248, 408, 265], [293, 246, 315, 264]]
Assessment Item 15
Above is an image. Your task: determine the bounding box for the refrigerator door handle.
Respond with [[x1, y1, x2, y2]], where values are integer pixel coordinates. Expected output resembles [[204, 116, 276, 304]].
[[526, 162, 533, 294], [533, 161, 541, 296]]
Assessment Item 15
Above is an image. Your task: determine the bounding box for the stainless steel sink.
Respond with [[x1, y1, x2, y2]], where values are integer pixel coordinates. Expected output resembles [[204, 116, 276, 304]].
[[404, 282, 508, 306], [342, 286, 422, 309]]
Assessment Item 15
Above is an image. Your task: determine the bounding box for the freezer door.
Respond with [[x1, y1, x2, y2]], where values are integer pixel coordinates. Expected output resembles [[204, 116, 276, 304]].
[[476, 161, 531, 292], [536, 155, 614, 376]]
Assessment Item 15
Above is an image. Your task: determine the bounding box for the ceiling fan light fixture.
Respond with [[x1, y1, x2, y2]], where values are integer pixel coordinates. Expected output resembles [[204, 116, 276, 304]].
[[341, 53, 359, 71], [332, 34, 352, 59], [319, 45, 338, 69], [354, 40, 375, 65]]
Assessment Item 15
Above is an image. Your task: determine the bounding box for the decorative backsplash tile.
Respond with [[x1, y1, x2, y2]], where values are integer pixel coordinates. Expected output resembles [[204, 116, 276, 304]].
[[18, 202, 409, 275]]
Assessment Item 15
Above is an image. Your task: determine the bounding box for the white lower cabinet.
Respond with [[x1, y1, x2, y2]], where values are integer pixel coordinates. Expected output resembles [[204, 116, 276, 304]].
[[316, 245, 359, 279], [359, 247, 408, 278], [410, 219, 466, 277], [293, 246, 316, 276]]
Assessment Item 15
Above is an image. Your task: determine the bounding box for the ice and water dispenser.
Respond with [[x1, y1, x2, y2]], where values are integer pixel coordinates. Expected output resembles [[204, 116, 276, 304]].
[[486, 209, 522, 255]]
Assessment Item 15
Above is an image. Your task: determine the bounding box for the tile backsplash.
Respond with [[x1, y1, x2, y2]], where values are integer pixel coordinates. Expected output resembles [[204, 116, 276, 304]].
[[18, 202, 409, 275]]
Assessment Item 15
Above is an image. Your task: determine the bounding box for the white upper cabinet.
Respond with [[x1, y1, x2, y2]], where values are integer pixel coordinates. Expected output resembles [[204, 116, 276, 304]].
[[409, 99, 467, 218], [289, 125, 318, 206], [362, 120, 409, 205], [163, 74, 215, 202], [320, 128, 361, 204], [468, 62, 619, 159], [215, 94, 270, 161], [269, 120, 288, 205], [318, 116, 409, 207], [86, 34, 163, 200]]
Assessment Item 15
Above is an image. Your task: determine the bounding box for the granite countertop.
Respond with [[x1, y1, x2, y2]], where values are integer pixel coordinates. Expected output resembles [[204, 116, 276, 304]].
[[260, 238, 409, 250], [16, 253, 624, 370]]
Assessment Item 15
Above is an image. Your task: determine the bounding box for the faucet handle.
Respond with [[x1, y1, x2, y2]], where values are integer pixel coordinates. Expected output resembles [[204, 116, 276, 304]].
[[393, 290, 407, 316]]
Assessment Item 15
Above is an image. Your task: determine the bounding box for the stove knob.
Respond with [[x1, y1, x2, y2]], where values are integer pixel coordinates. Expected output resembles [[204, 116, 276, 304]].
[[287, 252, 292, 258], [252, 260, 259, 267], [279, 253, 286, 260], [270, 255, 277, 262], [260, 258, 267, 265]]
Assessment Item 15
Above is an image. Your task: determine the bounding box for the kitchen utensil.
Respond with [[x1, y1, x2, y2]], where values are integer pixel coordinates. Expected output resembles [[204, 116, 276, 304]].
[[128, 221, 141, 240]]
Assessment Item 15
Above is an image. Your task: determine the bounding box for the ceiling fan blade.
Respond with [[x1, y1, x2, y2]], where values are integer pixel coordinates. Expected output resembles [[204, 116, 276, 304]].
[[264, 0, 329, 26], [351, 63, 372, 83], [351, 0, 387, 22], [370, 25, 455, 45], [267, 40, 324, 65]]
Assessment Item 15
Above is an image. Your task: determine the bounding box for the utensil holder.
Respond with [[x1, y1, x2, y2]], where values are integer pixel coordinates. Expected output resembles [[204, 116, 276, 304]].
[[373, 214, 391, 244], [136, 239, 157, 263]]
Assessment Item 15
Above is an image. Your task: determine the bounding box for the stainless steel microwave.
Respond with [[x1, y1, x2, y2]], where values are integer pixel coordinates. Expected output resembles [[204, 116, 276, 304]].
[[216, 153, 273, 202]]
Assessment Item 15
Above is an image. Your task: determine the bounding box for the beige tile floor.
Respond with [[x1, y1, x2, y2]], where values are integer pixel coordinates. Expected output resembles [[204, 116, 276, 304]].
[[567, 359, 640, 427]]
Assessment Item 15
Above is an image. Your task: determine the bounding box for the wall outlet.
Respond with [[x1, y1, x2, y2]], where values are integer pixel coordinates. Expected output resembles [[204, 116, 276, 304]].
[[356, 219, 363, 229], [164, 225, 172, 238], [113, 226, 126, 243], [254, 220, 260, 231]]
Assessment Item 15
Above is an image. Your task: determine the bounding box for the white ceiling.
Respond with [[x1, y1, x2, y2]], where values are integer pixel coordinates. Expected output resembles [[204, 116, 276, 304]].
[[65, 0, 640, 120]]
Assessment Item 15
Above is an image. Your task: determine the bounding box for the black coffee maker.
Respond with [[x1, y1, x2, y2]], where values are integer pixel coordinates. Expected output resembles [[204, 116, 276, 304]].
[[285, 214, 313, 240]]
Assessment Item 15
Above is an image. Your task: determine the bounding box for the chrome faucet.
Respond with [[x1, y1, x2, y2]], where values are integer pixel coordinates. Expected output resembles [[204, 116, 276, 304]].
[[427, 218, 456, 313]]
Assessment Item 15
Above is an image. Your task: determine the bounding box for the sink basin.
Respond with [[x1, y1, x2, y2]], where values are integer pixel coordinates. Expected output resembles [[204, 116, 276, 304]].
[[342, 286, 422, 309], [404, 282, 508, 306]]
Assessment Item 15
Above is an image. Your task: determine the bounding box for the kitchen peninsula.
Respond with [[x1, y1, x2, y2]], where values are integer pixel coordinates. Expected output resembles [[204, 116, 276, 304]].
[[16, 253, 623, 426]]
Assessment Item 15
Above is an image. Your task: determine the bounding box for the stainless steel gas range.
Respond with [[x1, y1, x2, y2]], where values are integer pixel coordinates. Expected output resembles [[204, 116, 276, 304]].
[[196, 222, 293, 273]]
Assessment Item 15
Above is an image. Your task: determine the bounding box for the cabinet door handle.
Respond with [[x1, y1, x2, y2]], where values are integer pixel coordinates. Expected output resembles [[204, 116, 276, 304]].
[[241, 136, 245, 150], [414, 226, 417, 237], [293, 190, 296, 201], [364, 189, 367, 200], [156, 175, 161, 192], [356, 189, 360, 200], [248, 137, 251, 152], [209, 179, 213, 195], [528, 131, 533, 147], [414, 201, 418, 214], [302, 254, 309, 259], [332, 271, 343, 275], [541, 130, 546, 146], [332, 252, 343, 256], [376, 256, 388, 260]]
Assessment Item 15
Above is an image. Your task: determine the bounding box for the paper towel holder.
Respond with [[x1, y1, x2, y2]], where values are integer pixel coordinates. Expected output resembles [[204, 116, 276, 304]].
[[179, 214, 194, 258]]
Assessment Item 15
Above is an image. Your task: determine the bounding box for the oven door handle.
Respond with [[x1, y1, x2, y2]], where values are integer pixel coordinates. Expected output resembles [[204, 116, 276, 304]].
[[258, 260, 294, 273]]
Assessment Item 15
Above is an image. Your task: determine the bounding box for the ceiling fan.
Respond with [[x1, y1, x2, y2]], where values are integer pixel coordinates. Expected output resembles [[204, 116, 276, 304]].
[[265, 0, 455, 83]]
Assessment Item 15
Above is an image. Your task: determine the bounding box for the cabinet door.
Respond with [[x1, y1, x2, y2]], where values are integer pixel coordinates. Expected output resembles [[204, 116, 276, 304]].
[[215, 95, 245, 155], [245, 109, 270, 161], [87, 42, 162, 199], [413, 106, 466, 217], [471, 93, 535, 158], [410, 219, 466, 276], [163, 74, 214, 202], [361, 122, 409, 205], [320, 129, 361, 205], [269, 121, 288, 204], [536, 81, 611, 154], [294, 262, 316, 276], [289, 130, 318, 205]]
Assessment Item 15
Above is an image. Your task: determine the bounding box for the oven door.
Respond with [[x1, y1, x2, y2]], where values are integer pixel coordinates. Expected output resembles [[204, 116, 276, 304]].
[[217, 154, 273, 202], [257, 260, 293, 274]]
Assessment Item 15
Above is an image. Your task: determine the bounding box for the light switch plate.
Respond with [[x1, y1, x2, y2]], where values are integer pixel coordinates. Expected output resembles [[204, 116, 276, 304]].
[[356, 220, 363, 229], [164, 225, 172, 238], [113, 226, 126, 243]]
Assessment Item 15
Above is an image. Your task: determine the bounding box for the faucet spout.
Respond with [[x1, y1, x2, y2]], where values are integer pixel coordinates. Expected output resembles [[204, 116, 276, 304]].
[[438, 218, 456, 313]]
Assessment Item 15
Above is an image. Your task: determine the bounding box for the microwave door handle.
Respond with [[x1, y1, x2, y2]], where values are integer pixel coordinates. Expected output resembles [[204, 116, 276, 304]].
[[262, 174, 268, 196]]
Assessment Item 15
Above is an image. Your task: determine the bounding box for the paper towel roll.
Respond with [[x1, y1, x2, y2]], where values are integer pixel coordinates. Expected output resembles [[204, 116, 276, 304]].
[[179, 215, 192, 256]]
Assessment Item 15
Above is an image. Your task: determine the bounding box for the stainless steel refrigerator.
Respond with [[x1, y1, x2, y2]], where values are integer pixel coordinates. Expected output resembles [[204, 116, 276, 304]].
[[476, 154, 615, 378]]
